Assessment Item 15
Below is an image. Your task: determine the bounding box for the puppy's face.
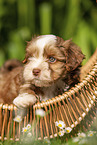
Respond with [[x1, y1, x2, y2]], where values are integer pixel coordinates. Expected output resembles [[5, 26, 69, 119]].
[[23, 35, 84, 87]]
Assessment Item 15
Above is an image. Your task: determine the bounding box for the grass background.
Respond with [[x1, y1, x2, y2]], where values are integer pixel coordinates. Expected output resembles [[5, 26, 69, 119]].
[[0, 0, 97, 66], [0, 0, 97, 144]]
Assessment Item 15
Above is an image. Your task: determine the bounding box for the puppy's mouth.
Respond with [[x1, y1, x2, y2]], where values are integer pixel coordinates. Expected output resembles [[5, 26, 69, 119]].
[[31, 78, 53, 87]]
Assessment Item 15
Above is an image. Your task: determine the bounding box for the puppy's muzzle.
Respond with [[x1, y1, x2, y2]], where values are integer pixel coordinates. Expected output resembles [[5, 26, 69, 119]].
[[33, 68, 41, 76]]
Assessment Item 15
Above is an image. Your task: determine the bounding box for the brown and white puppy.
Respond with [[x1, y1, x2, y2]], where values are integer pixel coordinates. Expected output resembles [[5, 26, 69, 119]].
[[0, 35, 85, 107]]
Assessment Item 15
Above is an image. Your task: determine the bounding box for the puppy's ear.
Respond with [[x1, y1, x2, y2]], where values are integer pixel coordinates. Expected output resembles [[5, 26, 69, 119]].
[[58, 38, 85, 71]]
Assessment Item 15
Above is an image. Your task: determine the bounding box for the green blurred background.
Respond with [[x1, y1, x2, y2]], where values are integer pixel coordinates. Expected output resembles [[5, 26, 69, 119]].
[[0, 0, 97, 66]]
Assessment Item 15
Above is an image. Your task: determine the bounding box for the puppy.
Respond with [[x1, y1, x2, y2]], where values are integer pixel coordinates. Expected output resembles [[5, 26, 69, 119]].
[[0, 35, 85, 107]]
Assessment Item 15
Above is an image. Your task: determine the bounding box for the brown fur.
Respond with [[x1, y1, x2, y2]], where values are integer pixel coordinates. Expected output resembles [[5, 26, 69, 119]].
[[0, 35, 85, 106]]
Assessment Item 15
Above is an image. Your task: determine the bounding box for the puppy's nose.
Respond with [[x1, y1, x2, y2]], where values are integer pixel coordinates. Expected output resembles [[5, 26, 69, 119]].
[[33, 68, 41, 76]]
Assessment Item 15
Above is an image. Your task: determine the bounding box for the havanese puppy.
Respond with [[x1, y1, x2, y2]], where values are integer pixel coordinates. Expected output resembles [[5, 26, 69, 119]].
[[0, 35, 85, 108]]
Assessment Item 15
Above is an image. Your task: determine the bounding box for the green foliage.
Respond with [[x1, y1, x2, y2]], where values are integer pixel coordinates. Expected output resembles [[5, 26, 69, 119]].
[[0, 0, 97, 66], [6, 27, 31, 60], [39, 3, 52, 35]]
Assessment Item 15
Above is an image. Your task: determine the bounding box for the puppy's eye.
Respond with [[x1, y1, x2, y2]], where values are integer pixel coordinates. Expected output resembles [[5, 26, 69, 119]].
[[49, 56, 56, 63]]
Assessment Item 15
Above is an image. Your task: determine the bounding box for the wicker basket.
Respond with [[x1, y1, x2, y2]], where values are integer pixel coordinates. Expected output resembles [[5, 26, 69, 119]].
[[0, 49, 97, 141]]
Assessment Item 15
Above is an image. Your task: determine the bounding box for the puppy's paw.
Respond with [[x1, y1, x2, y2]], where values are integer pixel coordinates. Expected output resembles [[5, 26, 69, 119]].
[[13, 93, 37, 108]]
